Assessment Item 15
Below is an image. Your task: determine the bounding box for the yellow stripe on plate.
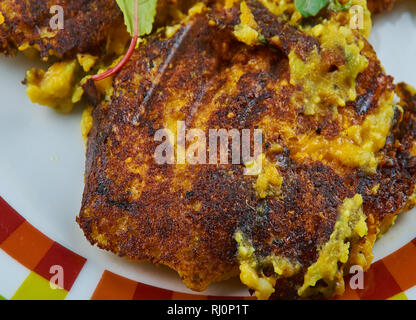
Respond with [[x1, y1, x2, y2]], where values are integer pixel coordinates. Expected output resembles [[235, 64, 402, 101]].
[[12, 272, 68, 300], [387, 292, 408, 300]]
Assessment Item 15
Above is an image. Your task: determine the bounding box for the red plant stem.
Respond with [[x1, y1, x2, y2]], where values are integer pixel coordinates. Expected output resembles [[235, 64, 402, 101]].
[[92, 1, 139, 82]]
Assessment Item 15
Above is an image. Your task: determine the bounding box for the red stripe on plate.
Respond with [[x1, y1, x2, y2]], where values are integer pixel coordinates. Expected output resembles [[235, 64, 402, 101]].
[[171, 292, 208, 300], [0, 197, 25, 244], [34, 242, 86, 291], [356, 260, 402, 300], [207, 295, 249, 300], [133, 282, 173, 300]]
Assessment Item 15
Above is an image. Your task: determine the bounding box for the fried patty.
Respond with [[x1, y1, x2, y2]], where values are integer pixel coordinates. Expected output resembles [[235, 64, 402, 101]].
[[368, 0, 396, 14], [0, 0, 122, 60], [0, 0, 398, 62], [77, 1, 416, 299], [0, 0, 201, 61]]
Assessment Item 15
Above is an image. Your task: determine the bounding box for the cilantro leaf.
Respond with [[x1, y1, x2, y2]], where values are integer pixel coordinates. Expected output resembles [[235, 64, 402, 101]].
[[116, 0, 158, 36], [295, 0, 329, 17], [328, 0, 352, 11], [92, 0, 157, 81]]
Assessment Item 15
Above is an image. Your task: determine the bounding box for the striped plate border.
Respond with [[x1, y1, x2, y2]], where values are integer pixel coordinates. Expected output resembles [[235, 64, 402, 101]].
[[1, 196, 415, 300]]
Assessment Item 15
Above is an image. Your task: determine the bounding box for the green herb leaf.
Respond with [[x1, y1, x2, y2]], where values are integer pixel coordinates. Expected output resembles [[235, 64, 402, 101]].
[[295, 0, 329, 17], [92, 0, 156, 81], [258, 35, 268, 45], [328, 0, 352, 12], [116, 0, 158, 36]]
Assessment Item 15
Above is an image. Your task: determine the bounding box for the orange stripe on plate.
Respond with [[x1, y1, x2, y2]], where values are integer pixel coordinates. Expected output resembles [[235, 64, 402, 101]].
[[383, 241, 416, 292], [0, 221, 54, 270], [91, 271, 137, 300]]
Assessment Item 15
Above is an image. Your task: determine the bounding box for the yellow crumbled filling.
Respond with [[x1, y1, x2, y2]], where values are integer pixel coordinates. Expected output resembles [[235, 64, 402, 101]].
[[289, 20, 369, 115], [235, 231, 300, 300], [254, 93, 393, 176], [18, 42, 41, 55], [188, 2, 206, 16], [257, 0, 370, 35], [298, 194, 368, 298], [235, 0, 387, 174], [233, 24, 259, 46], [349, 0, 372, 39], [408, 190, 416, 206], [19, 16, 129, 113], [26, 60, 78, 113], [0, 12, 4, 25], [38, 27, 58, 39], [105, 24, 131, 56], [292, 93, 394, 173], [347, 213, 376, 271], [371, 183, 380, 195], [92, 55, 127, 101], [16, 27, 58, 60], [405, 184, 416, 211], [258, 0, 301, 25], [81, 106, 94, 142], [225, 0, 239, 9], [240, 1, 258, 29], [165, 24, 181, 38], [409, 141, 416, 157], [71, 84, 85, 104], [251, 154, 283, 199], [233, 1, 259, 46], [244, 154, 263, 176], [77, 54, 98, 72], [239, 263, 276, 300], [94, 75, 114, 100], [269, 143, 284, 153]]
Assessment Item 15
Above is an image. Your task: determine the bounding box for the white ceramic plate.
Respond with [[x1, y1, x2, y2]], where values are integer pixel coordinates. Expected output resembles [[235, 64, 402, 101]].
[[0, 1, 415, 298]]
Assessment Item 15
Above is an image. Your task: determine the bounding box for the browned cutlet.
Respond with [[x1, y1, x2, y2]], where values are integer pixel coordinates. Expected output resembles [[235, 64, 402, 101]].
[[368, 0, 396, 14], [77, 2, 416, 298], [0, 0, 123, 60]]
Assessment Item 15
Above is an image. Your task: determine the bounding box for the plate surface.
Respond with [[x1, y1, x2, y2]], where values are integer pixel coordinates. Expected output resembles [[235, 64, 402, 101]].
[[0, 2, 415, 299]]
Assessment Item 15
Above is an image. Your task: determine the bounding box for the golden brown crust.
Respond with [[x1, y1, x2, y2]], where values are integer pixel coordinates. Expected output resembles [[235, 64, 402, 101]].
[[367, 0, 396, 14], [0, 0, 122, 59], [77, 2, 416, 297]]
